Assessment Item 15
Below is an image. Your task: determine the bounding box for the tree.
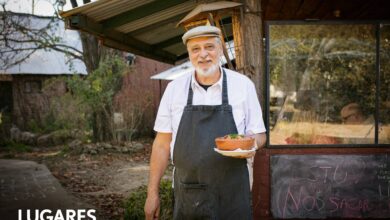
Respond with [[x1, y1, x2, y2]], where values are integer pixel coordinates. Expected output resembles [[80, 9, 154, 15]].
[[0, 0, 120, 142], [66, 55, 126, 141], [0, 3, 83, 70]]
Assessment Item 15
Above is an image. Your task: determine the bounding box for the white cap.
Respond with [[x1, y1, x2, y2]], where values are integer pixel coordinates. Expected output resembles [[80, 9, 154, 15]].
[[182, 25, 221, 44]]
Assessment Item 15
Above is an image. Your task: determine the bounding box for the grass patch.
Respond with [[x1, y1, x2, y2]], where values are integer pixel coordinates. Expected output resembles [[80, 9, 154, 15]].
[[58, 145, 71, 157], [124, 179, 173, 220], [3, 141, 32, 153]]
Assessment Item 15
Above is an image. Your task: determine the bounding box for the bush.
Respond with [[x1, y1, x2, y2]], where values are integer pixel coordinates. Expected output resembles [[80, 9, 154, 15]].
[[0, 112, 12, 144], [2, 141, 32, 152], [124, 179, 173, 220]]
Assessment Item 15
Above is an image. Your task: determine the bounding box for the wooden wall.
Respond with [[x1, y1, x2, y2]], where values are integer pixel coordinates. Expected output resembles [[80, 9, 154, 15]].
[[113, 56, 172, 136]]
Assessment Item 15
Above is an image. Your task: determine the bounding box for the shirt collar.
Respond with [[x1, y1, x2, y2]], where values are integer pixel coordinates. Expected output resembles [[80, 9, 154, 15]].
[[191, 66, 223, 90]]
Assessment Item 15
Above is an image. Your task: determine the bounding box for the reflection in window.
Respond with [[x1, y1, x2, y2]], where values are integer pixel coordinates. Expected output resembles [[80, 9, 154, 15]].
[[380, 24, 390, 144], [269, 24, 378, 145]]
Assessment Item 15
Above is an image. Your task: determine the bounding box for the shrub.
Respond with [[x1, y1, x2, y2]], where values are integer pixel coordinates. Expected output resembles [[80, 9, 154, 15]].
[[3, 141, 32, 152], [124, 179, 173, 220], [0, 112, 12, 144]]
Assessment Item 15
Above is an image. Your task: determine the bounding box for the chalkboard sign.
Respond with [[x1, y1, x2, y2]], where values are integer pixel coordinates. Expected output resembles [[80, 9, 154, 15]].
[[271, 155, 390, 219]]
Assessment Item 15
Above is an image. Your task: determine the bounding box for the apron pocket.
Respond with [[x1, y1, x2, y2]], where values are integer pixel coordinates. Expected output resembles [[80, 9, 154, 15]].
[[177, 182, 215, 220]]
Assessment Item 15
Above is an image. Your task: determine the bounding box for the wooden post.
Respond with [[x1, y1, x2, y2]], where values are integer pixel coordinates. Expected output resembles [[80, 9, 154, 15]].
[[232, 0, 264, 104], [208, 13, 235, 70], [232, 3, 267, 218]]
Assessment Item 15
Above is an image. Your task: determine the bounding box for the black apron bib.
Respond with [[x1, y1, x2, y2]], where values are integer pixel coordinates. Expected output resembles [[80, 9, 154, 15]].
[[173, 70, 251, 220]]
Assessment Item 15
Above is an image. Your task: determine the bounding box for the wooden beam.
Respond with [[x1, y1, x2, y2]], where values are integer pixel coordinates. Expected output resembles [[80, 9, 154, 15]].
[[103, 39, 176, 64], [131, 16, 233, 50], [153, 36, 183, 49], [102, 0, 188, 29], [127, 13, 187, 36], [176, 53, 189, 61], [67, 14, 177, 64]]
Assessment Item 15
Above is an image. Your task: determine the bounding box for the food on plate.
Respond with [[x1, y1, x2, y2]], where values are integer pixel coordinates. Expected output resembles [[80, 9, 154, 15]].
[[215, 134, 255, 151]]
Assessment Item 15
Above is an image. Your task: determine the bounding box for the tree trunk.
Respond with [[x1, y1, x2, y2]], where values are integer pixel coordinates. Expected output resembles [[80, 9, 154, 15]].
[[232, 0, 265, 106], [79, 33, 101, 73], [70, 0, 117, 142], [92, 105, 114, 142]]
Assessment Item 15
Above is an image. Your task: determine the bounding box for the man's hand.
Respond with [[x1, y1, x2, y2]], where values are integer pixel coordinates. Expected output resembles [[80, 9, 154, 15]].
[[230, 133, 266, 159], [144, 132, 171, 220], [144, 194, 160, 220], [231, 150, 256, 159]]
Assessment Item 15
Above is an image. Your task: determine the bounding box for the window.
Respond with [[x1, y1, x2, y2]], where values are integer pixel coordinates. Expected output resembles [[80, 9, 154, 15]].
[[267, 22, 390, 146], [24, 80, 42, 93]]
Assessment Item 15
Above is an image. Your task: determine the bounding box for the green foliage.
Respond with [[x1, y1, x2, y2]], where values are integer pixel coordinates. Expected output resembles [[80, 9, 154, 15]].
[[27, 93, 90, 135], [3, 141, 32, 152], [0, 112, 12, 143], [124, 180, 173, 220], [59, 145, 71, 157], [66, 55, 128, 141], [27, 55, 128, 142], [66, 56, 126, 111]]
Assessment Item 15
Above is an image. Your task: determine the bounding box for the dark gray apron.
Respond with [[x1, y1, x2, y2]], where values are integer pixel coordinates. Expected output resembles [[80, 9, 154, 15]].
[[173, 70, 252, 220]]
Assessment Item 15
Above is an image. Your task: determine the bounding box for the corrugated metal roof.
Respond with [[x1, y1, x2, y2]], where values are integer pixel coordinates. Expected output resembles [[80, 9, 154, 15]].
[[83, 0, 153, 22], [116, 1, 196, 33], [60, 0, 235, 64], [60, 0, 390, 65]]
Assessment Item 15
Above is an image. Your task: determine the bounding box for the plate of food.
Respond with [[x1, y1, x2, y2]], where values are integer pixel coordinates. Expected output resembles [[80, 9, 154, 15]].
[[214, 147, 256, 157], [214, 134, 256, 157]]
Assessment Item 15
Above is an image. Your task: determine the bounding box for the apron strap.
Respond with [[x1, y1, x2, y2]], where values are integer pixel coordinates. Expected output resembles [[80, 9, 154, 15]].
[[187, 69, 229, 105], [221, 69, 228, 105], [187, 80, 194, 105]]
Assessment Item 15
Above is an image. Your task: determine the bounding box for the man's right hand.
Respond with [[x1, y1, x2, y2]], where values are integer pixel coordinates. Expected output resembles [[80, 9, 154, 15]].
[[144, 194, 160, 220], [144, 132, 172, 220]]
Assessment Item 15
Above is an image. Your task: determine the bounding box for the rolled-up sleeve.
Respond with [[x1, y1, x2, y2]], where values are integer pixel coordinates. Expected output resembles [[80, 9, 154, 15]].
[[154, 83, 173, 133], [245, 81, 266, 135]]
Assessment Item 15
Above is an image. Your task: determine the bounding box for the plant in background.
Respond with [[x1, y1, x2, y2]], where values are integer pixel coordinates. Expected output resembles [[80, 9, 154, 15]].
[[67, 55, 127, 142], [0, 111, 12, 144], [23, 78, 90, 144], [124, 180, 173, 220]]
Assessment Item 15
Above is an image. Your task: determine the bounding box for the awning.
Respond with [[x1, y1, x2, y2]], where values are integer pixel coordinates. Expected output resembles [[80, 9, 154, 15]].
[[60, 0, 390, 64], [60, 0, 237, 64]]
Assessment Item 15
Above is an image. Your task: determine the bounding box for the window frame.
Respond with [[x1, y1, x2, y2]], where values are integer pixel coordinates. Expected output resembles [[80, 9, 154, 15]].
[[24, 80, 42, 94], [265, 20, 390, 148]]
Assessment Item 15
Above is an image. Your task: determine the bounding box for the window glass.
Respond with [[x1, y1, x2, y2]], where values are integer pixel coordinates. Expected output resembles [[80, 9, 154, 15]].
[[269, 24, 376, 145], [379, 24, 390, 144]]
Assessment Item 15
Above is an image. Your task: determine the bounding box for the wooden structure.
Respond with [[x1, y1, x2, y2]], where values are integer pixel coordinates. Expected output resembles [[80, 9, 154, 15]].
[[60, 0, 390, 219], [0, 14, 87, 131], [60, 0, 390, 64]]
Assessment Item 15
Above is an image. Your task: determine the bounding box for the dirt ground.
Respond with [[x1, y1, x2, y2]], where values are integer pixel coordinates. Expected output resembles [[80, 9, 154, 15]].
[[0, 138, 172, 220]]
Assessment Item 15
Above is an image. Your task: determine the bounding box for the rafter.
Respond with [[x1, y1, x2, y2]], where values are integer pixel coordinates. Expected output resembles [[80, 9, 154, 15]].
[[102, 0, 188, 29], [67, 14, 177, 64]]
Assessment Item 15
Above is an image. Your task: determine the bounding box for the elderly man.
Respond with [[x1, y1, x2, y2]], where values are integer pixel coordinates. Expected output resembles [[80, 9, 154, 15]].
[[144, 26, 266, 220]]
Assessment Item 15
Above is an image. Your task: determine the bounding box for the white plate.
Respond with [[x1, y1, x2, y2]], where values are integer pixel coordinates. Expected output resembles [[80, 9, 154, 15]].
[[214, 147, 256, 157]]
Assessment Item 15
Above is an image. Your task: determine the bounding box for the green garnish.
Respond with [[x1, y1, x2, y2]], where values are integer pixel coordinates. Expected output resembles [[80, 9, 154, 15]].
[[228, 134, 244, 139]]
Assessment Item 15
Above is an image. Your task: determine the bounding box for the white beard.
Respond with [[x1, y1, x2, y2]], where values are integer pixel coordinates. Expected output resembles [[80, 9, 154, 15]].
[[195, 63, 220, 77]]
